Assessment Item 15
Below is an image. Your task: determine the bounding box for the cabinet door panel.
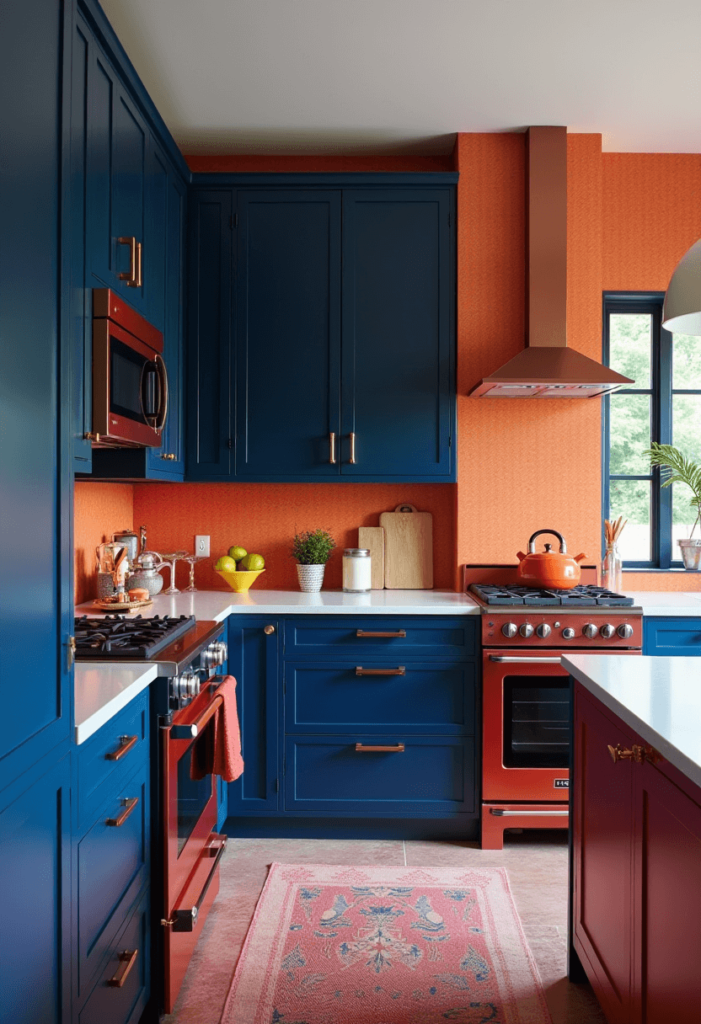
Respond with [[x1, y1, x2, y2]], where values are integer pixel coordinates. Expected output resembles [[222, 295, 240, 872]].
[[643, 617, 701, 656], [572, 686, 633, 1024], [111, 86, 147, 310], [85, 42, 114, 290], [227, 617, 279, 813], [187, 191, 233, 478], [341, 189, 454, 479], [235, 191, 341, 478]]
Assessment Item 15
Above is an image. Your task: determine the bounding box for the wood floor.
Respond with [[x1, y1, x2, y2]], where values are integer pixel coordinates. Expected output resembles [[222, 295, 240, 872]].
[[165, 831, 606, 1024]]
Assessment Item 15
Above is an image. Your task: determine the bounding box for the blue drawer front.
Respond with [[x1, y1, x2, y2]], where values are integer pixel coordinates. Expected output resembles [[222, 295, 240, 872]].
[[285, 735, 474, 815], [77, 761, 150, 995], [284, 616, 477, 658], [77, 691, 149, 827], [79, 886, 150, 1024], [643, 617, 701, 656], [285, 661, 475, 735]]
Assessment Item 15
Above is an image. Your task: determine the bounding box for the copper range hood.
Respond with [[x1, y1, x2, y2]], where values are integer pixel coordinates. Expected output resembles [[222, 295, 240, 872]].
[[469, 126, 633, 398]]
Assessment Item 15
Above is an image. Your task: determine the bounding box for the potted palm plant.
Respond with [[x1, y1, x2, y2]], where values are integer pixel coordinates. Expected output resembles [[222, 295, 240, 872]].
[[291, 529, 336, 592], [645, 442, 701, 569]]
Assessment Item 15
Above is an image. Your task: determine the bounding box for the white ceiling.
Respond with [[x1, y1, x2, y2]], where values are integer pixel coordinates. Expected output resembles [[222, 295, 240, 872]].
[[100, 0, 701, 155]]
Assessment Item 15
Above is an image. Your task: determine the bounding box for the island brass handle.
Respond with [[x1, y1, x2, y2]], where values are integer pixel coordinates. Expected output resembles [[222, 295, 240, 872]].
[[608, 743, 662, 765], [160, 453, 177, 461], [355, 666, 405, 676], [135, 241, 143, 288], [108, 949, 138, 987], [329, 431, 337, 464], [355, 743, 405, 753], [264, 625, 275, 635], [349, 432, 357, 464], [117, 236, 138, 286], [106, 796, 139, 827], [105, 735, 138, 761], [356, 629, 407, 638], [84, 432, 101, 442]]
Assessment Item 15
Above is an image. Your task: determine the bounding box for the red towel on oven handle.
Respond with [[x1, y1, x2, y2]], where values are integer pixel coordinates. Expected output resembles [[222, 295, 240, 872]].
[[190, 675, 244, 783]]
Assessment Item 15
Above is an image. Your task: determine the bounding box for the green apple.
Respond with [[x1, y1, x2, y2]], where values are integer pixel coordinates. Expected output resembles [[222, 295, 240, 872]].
[[228, 545, 247, 562], [239, 553, 265, 571], [215, 555, 237, 571]]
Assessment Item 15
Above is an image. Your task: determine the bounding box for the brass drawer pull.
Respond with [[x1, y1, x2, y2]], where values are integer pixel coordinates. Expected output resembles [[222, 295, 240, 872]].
[[106, 796, 139, 827], [355, 666, 405, 676], [108, 949, 138, 988], [135, 241, 143, 288], [105, 735, 138, 762], [117, 236, 138, 286], [608, 743, 662, 765], [355, 743, 405, 753], [329, 431, 337, 464], [349, 431, 357, 464], [160, 453, 177, 461], [356, 630, 407, 638]]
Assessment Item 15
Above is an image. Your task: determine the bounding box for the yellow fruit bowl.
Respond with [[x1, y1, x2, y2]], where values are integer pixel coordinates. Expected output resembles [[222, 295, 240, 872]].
[[215, 568, 265, 593]]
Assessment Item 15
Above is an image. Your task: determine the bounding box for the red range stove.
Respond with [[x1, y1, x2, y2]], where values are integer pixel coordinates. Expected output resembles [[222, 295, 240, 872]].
[[464, 566, 643, 850]]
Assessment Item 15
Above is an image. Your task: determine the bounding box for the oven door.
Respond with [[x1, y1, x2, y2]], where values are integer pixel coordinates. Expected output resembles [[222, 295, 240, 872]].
[[93, 317, 168, 447], [483, 649, 641, 802]]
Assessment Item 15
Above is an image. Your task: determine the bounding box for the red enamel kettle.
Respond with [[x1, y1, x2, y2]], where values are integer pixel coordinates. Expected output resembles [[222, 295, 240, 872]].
[[516, 530, 586, 590]]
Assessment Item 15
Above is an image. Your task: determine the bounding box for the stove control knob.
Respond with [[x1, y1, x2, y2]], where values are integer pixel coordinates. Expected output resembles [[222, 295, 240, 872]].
[[535, 623, 551, 639], [519, 623, 534, 638], [600, 624, 616, 639], [562, 627, 577, 640], [582, 623, 598, 639], [211, 641, 228, 665], [617, 623, 634, 640], [501, 622, 518, 638]]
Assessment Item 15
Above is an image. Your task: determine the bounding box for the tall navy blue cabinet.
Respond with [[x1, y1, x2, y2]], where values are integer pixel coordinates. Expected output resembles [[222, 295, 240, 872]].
[[187, 175, 457, 483]]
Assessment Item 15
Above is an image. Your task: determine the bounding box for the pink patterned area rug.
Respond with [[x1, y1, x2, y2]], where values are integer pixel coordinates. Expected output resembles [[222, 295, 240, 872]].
[[220, 864, 552, 1024]]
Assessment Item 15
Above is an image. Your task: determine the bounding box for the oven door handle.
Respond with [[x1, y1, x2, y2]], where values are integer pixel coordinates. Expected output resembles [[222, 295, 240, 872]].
[[490, 808, 569, 817], [171, 837, 227, 932], [489, 656, 562, 664]]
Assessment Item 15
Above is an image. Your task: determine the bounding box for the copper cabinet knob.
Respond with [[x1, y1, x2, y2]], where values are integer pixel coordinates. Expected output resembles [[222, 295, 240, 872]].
[[264, 625, 275, 635]]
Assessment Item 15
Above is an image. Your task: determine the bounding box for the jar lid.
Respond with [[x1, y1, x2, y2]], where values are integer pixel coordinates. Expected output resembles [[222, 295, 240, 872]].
[[343, 548, 370, 556]]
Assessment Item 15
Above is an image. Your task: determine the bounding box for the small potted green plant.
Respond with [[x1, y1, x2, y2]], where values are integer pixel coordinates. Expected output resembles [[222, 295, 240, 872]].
[[645, 442, 701, 569], [291, 530, 336, 592]]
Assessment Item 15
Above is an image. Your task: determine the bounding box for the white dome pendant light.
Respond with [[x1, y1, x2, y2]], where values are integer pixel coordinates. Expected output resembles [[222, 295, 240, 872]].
[[663, 238, 701, 334]]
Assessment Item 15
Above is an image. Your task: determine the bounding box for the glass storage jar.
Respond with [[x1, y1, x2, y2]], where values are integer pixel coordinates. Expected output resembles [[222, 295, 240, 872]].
[[342, 548, 372, 593]]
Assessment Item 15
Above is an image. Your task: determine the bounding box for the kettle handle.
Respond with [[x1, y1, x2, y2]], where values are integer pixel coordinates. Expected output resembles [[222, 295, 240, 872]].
[[528, 529, 567, 554]]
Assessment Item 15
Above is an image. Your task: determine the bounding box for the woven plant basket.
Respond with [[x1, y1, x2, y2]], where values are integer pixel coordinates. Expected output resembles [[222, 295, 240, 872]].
[[296, 563, 325, 593]]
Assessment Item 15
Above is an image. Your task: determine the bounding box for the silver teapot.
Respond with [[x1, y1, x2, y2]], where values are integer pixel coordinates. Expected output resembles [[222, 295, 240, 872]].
[[126, 550, 166, 597]]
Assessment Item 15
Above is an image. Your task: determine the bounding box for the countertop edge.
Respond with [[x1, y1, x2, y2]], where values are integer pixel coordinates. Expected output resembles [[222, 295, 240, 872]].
[[75, 663, 158, 745]]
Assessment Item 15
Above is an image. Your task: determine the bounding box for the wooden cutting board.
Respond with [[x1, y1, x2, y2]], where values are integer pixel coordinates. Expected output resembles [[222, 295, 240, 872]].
[[380, 504, 433, 589], [358, 526, 385, 590]]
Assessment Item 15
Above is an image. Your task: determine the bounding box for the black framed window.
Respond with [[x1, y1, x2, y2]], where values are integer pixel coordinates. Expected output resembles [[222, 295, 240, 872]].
[[603, 293, 701, 568]]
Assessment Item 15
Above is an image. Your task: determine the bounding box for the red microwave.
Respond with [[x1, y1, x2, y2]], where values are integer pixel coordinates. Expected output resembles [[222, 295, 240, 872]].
[[91, 288, 168, 447]]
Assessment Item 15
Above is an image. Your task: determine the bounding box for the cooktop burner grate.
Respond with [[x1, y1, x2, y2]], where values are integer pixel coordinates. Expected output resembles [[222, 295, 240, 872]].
[[74, 614, 196, 659], [470, 584, 635, 607]]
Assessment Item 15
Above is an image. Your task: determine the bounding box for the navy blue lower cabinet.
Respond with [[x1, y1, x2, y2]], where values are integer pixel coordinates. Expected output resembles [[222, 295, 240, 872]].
[[284, 735, 474, 816], [284, 616, 477, 658], [226, 616, 280, 815], [0, 754, 71, 1024], [643, 617, 701, 656], [285, 661, 475, 736]]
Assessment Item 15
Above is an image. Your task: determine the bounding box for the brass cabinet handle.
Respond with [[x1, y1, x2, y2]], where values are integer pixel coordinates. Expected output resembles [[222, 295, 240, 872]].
[[105, 735, 138, 762], [355, 666, 405, 676], [108, 949, 138, 988], [356, 629, 407, 638], [264, 625, 275, 635], [117, 236, 138, 286], [349, 432, 357, 464], [355, 743, 405, 753], [106, 796, 139, 827], [329, 431, 337, 464], [135, 241, 143, 288], [160, 453, 177, 461], [609, 743, 662, 765], [84, 432, 101, 442]]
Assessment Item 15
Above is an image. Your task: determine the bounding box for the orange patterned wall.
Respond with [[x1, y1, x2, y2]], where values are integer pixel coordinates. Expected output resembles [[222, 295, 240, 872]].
[[132, 483, 456, 592], [74, 481, 134, 603]]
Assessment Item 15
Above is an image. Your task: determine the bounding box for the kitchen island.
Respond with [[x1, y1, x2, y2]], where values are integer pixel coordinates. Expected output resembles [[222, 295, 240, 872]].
[[563, 654, 701, 1024]]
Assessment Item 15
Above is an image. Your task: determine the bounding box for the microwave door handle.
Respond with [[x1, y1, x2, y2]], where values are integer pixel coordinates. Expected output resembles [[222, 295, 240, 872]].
[[154, 353, 169, 433]]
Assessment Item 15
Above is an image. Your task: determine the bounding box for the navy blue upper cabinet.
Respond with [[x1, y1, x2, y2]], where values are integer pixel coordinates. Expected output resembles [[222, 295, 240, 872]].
[[186, 176, 456, 482], [235, 191, 342, 479], [341, 189, 453, 478]]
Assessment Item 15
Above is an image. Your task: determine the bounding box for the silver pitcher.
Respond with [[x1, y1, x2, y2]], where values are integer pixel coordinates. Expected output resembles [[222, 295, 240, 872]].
[[126, 550, 166, 597]]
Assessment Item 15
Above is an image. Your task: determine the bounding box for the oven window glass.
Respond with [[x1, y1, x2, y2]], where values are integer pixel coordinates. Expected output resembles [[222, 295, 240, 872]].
[[503, 675, 569, 769], [110, 338, 149, 424], [176, 736, 213, 858]]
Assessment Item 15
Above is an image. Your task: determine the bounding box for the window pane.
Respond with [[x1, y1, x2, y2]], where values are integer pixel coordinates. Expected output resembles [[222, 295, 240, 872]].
[[609, 395, 651, 474], [672, 395, 701, 461], [610, 479, 651, 562], [609, 313, 651, 388], [673, 334, 701, 389]]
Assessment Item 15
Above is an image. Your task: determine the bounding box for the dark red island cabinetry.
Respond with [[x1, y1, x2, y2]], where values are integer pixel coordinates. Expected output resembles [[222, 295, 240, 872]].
[[572, 682, 701, 1024]]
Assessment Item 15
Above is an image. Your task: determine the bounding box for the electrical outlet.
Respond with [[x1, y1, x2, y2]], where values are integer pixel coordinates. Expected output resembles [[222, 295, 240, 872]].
[[195, 535, 210, 558]]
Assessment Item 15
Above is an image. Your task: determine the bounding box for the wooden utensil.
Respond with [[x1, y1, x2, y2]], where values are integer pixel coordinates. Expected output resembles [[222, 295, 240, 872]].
[[358, 527, 385, 589], [379, 504, 433, 589]]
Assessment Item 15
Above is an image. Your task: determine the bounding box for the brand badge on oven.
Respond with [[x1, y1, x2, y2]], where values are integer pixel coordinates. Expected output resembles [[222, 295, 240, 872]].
[[554, 779, 569, 788]]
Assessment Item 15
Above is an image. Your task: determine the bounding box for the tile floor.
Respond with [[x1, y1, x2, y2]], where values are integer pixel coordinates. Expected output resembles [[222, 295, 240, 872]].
[[165, 831, 606, 1024]]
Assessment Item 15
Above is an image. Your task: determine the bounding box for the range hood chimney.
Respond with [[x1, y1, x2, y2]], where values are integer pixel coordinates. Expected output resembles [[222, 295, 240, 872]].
[[469, 126, 633, 398]]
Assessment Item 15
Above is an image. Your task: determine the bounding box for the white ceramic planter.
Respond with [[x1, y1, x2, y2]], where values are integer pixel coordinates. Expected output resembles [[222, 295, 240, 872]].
[[678, 538, 701, 570], [296, 563, 326, 593]]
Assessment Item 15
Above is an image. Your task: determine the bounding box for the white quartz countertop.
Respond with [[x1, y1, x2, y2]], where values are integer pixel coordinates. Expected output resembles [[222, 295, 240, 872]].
[[77, 588, 481, 621], [75, 662, 157, 745], [563, 654, 701, 791], [626, 591, 701, 617]]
